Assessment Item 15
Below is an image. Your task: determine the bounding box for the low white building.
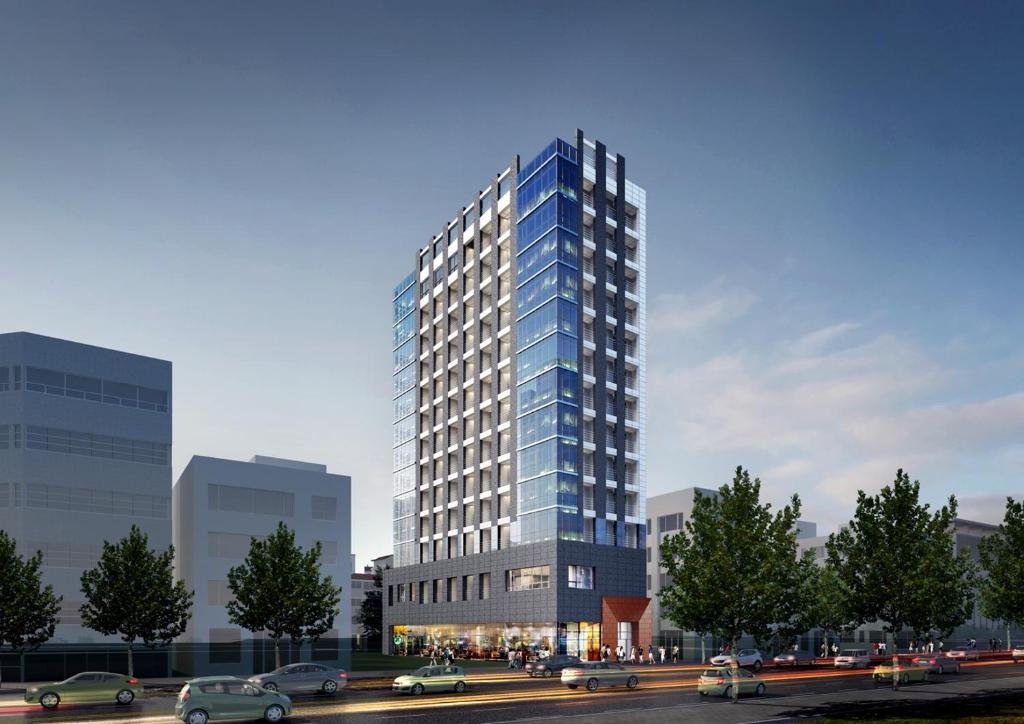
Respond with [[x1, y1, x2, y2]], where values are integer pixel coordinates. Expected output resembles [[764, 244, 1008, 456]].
[[172, 454, 352, 675]]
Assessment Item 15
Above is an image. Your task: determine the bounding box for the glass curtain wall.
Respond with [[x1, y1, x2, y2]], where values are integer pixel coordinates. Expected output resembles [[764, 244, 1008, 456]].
[[392, 271, 418, 567], [513, 140, 582, 545]]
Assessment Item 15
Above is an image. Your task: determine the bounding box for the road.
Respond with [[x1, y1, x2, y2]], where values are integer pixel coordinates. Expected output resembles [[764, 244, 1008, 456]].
[[1, 660, 1022, 724]]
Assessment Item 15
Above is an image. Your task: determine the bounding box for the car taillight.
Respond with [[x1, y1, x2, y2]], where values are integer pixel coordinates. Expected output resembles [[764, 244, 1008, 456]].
[[717, 677, 725, 684], [180, 690, 190, 701], [127, 678, 139, 685], [340, 672, 348, 678]]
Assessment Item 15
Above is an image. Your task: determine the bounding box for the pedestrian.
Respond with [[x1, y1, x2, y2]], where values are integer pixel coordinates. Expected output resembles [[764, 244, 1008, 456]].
[[648, 644, 654, 664], [880, 641, 886, 655], [507, 649, 514, 669], [909, 640, 915, 653], [821, 640, 828, 658], [658, 645, 666, 664], [830, 642, 838, 658], [672, 644, 679, 663]]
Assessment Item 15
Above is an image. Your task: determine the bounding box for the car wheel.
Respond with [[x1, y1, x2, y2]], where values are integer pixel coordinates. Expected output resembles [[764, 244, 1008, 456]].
[[262, 682, 278, 692], [627, 676, 638, 689], [900, 673, 909, 685], [755, 683, 766, 696], [586, 677, 599, 692], [699, 690, 708, 696], [411, 683, 424, 696], [753, 660, 762, 671], [939, 665, 945, 674], [322, 679, 338, 695], [39, 693, 59, 709], [544, 669, 553, 678], [116, 689, 135, 705], [264, 704, 285, 723], [454, 681, 466, 693], [186, 710, 209, 724], [722, 685, 732, 699], [567, 684, 578, 689], [954, 664, 960, 674]]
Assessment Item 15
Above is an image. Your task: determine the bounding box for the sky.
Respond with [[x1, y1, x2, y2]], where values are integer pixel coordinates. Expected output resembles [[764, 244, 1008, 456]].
[[1, 1, 1022, 566]]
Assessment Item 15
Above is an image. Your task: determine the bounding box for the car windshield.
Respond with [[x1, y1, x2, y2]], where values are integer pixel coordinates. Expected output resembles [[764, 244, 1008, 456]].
[[702, 669, 722, 677], [841, 650, 864, 656], [739, 650, 758, 656], [412, 667, 431, 677]]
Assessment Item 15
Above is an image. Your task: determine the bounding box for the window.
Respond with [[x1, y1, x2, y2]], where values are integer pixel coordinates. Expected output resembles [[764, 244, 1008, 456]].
[[208, 532, 255, 559], [208, 484, 294, 517], [506, 565, 551, 591], [207, 580, 234, 606], [209, 628, 241, 664], [24, 366, 168, 412], [480, 572, 491, 600], [24, 425, 168, 465], [568, 565, 595, 589], [22, 483, 169, 519], [0, 366, 9, 392], [658, 513, 683, 533]]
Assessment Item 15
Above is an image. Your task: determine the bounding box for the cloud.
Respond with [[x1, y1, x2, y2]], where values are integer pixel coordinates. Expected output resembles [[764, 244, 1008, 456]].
[[648, 277, 757, 335], [790, 321, 862, 356]]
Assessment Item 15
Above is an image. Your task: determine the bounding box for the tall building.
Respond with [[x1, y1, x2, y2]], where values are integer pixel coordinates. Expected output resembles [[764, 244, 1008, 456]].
[[385, 132, 648, 660], [172, 454, 352, 675], [0, 332, 172, 643]]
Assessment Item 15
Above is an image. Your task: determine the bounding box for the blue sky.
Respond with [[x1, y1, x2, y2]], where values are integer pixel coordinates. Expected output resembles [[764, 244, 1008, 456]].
[[2, 1, 1022, 565]]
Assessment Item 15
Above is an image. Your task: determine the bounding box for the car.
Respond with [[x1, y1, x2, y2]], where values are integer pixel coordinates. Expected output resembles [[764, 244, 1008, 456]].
[[248, 663, 348, 695], [872, 663, 929, 686], [175, 677, 291, 724], [24, 671, 143, 710], [524, 654, 582, 678], [697, 667, 766, 698], [912, 652, 960, 674], [392, 665, 466, 695], [1012, 646, 1024, 663], [560, 662, 639, 692], [946, 647, 980, 661], [834, 649, 871, 668], [709, 649, 764, 669], [773, 649, 816, 667]]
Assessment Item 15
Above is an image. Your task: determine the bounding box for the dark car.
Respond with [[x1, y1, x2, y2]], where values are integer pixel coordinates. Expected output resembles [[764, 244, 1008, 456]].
[[525, 655, 582, 678], [773, 649, 816, 667]]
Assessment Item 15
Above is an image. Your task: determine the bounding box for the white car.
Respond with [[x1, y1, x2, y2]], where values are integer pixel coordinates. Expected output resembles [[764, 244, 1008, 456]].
[[946, 647, 980, 661], [834, 649, 871, 669], [709, 649, 763, 670], [1012, 647, 1024, 664]]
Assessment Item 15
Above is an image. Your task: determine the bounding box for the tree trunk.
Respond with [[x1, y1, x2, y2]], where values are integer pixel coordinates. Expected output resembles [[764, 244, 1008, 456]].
[[1007, 623, 1012, 651], [127, 640, 134, 677], [700, 635, 706, 664], [274, 637, 281, 669]]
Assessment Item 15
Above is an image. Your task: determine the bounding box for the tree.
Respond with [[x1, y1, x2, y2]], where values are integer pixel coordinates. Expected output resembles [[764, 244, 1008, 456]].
[[226, 522, 342, 669], [978, 497, 1024, 650], [80, 525, 193, 676], [0, 531, 62, 687], [806, 563, 855, 655], [358, 566, 384, 647], [826, 469, 975, 644], [659, 466, 815, 657]]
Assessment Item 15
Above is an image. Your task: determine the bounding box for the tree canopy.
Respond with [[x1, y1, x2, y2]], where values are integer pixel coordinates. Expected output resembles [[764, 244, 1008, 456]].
[[978, 497, 1024, 642], [825, 469, 975, 639], [80, 525, 193, 675], [226, 522, 342, 669], [0, 531, 62, 670], [358, 566, 384, 644], [659, 466, 815, 650]]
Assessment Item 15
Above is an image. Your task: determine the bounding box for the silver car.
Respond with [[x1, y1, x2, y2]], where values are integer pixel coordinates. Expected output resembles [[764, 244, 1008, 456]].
[[248, 663, 348, 695], [912, 652, 960, 674], [561, 662, 639, 692]]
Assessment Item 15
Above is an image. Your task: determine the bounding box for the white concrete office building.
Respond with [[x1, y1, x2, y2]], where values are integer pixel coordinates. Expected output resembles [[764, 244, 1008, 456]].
[[172, 454, 352, 675], [0, 332, 172, 645]]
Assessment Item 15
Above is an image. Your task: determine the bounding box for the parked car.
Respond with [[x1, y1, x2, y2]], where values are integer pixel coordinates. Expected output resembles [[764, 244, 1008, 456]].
[[834, 649, 871, 669], [709, 649, 764, 670], [873, 663, 929, 686], [248, 663, 348, 695], [525, 654, 582, 678], [912, 652, 960, 674], [697, 667, 766, 697], [561, 662, 639, 692], [25, 671, 143, 710], [175, 677, 291, 724], [392, 665, 466, 695], [773, 649, 816, 667], [946, 647, 980, 661], [1012, 646, 1024, 664]]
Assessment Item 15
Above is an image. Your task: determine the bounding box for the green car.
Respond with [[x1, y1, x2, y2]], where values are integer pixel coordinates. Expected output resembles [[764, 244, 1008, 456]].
[[175, 677, 292, 723], [25, 671, 143, 709], [697, 667, 766, 698], [872, 663, 929, 686], [392, 665, 466, 695]]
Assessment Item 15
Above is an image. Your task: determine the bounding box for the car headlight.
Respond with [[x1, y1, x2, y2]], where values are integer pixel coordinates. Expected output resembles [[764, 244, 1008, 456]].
[[28, 688, 38, 693]]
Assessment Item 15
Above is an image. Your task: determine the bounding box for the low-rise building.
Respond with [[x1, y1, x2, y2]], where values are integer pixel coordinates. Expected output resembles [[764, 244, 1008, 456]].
[[172, 454, 352, 675]]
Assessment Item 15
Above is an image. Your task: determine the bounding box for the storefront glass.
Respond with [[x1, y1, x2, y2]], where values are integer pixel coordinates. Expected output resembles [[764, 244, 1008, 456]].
[[390, 622, 601, 660]]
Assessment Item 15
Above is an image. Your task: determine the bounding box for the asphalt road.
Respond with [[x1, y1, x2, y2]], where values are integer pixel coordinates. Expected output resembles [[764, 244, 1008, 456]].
[[1, 660, 1022, 724]]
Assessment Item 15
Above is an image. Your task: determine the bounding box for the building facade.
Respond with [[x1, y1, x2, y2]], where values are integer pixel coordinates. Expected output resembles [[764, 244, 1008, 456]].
[[351, 564, 377, 650], [384, 132, 649, 660], [172, 454, 352, 675], [0, 332, 172, 643]]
